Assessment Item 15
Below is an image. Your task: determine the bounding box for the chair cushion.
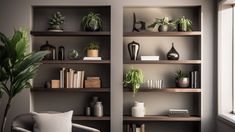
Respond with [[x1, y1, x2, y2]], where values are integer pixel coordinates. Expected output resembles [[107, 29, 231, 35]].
[[32, 111, 73, 132]]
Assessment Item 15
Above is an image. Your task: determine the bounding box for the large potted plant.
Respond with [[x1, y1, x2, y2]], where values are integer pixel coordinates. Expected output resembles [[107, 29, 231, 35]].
[[175, 69, 189, 88], [148, 17, 175, 32], [177, 16, 192, 32], [123, 67, 144, 94], [81, 12, 103, 31], [85, 41, 100, 57], [0, 29, 48, 132], [48, 11, 65, 32]]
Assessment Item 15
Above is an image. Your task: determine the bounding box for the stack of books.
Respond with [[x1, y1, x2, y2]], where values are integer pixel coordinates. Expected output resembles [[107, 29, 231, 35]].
[[190, 71, 200, 88], [83, 57, 102, 60], [168, 109, 189, 117], [140, 56, 159, 61], [126, 124, 145, 132], [60, 68, 85, 88]]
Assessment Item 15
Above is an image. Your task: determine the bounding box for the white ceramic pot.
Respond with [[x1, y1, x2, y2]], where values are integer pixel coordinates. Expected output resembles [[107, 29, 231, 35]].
[[131, 102, 145, 117]]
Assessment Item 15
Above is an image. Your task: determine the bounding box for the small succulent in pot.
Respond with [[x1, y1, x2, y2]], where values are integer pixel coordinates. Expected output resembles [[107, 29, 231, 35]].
[[85, 41, 100, 57], [48, 12, 65, 32], [148, 17, 175, 32], [123, 67, 144, 94], [177, 16, 192, 32], [175, 69, 189, 88], [81, 12, 103, 31]]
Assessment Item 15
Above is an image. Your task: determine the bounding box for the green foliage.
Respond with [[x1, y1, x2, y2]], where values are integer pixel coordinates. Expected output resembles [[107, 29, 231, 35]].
[[177, 16, 192, 31], [81, 12, 102, 31], [175, 69, 188, 79], [48, 12, 65, 26], [148, 17, 175, 28], [123, 67, 144, 94], [0, 28, 48, 99], [85, 41, 100, 50]]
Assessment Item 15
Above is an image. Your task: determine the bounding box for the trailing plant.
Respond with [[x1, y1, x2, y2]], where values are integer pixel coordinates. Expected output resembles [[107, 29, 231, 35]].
[[85, 41, 100, 50], [0, 28, 48, 132], [175, 69, 188, 80], [48, 12, 65, 29], [177, 16, 192, 31], [123, 67, 144, 94], [81, 12, 103, 31]]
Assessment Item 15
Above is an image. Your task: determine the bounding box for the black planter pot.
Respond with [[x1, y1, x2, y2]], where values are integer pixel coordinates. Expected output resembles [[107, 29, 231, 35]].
[[167, 43, 179, 60], [158, 25, 168, 32]]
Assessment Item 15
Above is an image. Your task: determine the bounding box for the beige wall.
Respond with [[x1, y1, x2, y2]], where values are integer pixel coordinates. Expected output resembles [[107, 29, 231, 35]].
[[0, 0, 217, 132]]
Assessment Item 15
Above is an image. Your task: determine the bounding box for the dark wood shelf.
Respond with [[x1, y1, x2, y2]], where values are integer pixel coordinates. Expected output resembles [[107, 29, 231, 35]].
[[123, 115, 201, 122], [42, 60, 110, 64], [123, 31, 201, 37], [31, 31, 110, 36], [31, 88, 110, 92], [124, 60, 201, 64], [124, 88, 201, 93], [73, 116, 110, 121]]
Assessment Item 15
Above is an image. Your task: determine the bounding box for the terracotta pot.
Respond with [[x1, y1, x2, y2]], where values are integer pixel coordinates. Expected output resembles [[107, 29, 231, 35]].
[[87, 50, 99, 57]]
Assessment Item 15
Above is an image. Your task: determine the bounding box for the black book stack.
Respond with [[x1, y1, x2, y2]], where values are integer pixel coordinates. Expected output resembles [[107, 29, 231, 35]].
[[190, 71, 200, 88], [126, 123, 145, 132]]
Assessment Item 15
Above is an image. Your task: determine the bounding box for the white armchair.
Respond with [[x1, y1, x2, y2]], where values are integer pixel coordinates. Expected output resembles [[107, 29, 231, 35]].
[[11, 113, 100, 132]]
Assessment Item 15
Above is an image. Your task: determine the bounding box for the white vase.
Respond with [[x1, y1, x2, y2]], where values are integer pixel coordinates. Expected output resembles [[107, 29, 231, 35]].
[[131, 102, 145, 117]]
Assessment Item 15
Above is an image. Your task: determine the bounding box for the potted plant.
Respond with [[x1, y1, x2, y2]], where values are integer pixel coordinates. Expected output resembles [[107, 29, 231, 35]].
[[175, 69, 189, 88], [85, 41, 100, 57], [123, 67, 144, 94], [0, 29, 48, 132], [81, 12, 103, 31], [177, 16, 192, 32], [48, 12, 65, 32], [148, 17, 175, 32]]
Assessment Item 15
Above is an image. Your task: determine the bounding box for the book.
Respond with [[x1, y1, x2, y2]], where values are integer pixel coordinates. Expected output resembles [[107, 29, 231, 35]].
[[190, 71, 200, 88], [65, 68, 69, 88], [132, 124, 136, 132], [140, 124, 145, 132], [74, 72, 78, 88], [80, 71, 85, 88], [136, 128, 141, 132], [168, 109, 189, 117], [60, 68, 65, 88], [83, 57, 102, 60], [141, 56, 159, 61]]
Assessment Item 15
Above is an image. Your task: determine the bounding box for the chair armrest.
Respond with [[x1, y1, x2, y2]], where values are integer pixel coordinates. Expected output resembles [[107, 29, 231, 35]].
[[12, 127, 32, 132], [72, 123, 100, 132]]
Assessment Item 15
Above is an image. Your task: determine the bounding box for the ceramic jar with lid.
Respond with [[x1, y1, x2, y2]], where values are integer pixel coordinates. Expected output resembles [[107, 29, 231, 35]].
[[94, 101, 103, 117], [132, 101, 145, 117]]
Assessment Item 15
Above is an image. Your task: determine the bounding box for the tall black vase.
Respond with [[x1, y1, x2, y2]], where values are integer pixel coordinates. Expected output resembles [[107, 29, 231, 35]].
[[128, 41, 140, 60], [167, 43, 179, 60]]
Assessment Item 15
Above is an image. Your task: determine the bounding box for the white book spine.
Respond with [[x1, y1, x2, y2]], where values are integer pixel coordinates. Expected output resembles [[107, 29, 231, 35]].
[[70, 69, 74, 88], [74, 72, 78, 88], [77, 71, 82, 88], [60, 68, 64, 88]]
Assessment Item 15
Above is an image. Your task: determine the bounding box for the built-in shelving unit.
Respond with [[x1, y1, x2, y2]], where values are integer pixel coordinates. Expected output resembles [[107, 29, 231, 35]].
[[123, 6, 202, 132], [31, 6, 111, 132]]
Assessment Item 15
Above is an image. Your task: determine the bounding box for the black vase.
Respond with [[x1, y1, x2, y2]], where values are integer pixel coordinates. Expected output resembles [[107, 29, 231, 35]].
[[40, 41, 56, 60], [58, 46, 65, 60], [128, 41, 140, 60], [167, 43, 179, 60]]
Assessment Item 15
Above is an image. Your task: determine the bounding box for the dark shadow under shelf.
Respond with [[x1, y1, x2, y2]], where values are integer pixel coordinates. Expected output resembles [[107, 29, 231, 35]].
[[31, 31, 111, 36], [42, 60, 111, 64], [31, 88, 110, 92], [123, 31, 201, 37], [73, 116, 110, 121], [124, 88, 201, 93], [123, 115, 201, 122], [124, 60, 201, 65]]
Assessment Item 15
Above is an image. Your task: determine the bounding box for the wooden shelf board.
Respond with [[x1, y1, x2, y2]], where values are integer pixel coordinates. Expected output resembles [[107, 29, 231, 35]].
[[31, 88, 110, 92], [42, 60, 110, 64], [124, 60, 201, 64], [124, 88, 201, 93], [123, 31, 201, 37], [31, 31, 110, 36], [73, 116, 110, 121], [123, 115, 201, 122]]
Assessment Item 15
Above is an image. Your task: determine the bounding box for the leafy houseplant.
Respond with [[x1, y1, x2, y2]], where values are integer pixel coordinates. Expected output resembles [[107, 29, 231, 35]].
[[48, 12, 65, 32], [123, 68, 144, 94], [175, 69, 189, 88], [0, 29, 48, 132], [85, 41, 100, 57], [81, 12, 103, 31], [177, 16, 192, 32], [148, 17, 175, 32]]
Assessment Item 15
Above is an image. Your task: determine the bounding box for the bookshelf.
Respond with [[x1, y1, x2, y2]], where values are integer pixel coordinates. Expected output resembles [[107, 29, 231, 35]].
[[31, 6, 111, 131], [123, 6, 202, 132]]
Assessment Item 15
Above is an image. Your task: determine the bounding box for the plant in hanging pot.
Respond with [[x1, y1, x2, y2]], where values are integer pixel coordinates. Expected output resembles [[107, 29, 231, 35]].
[[123, 67, 144, 94], [85, 41, 100, 57], [0, 29, 48, 132], [81, 12, 103, 31], [148, 17, 175, 32], [48, 12, 65, 32], [175, 69, 190, 88], [177, 16, 192, 32]]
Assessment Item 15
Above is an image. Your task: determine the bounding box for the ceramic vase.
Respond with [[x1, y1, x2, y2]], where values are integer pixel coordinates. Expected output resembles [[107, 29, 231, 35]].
[[167, 43, 179, 60], [128, 41, 140, 60]]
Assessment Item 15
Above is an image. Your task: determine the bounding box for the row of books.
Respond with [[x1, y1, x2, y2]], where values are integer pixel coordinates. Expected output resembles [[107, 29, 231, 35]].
[[126, 124, 145, 132], [60, 68, 85, 88], [190, 71, 200, 88]]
